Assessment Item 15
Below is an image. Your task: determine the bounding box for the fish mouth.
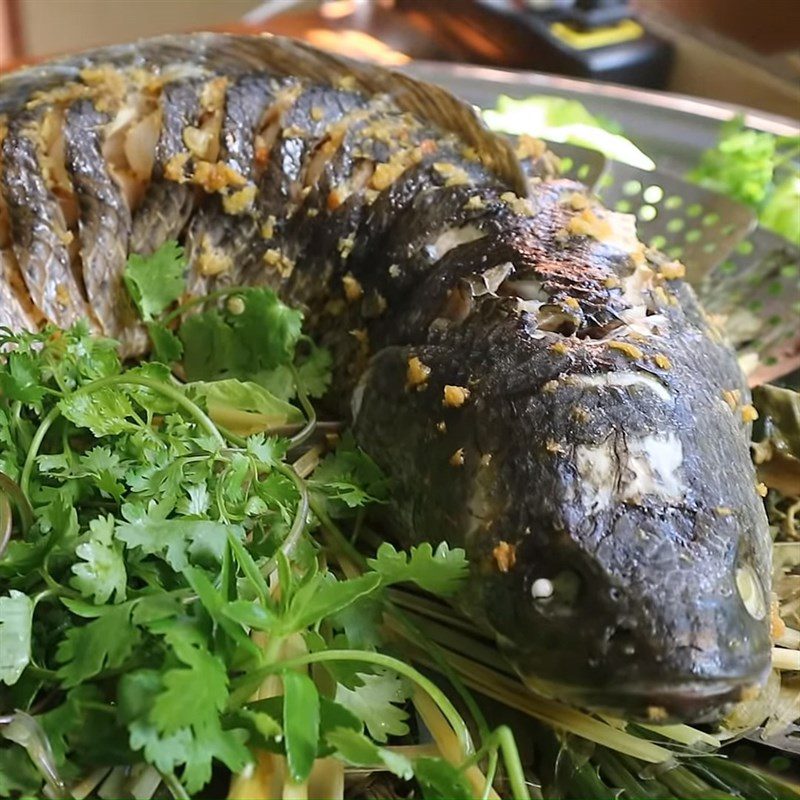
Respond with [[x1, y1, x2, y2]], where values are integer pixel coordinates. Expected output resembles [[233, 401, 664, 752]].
[[521, 670, 770, 724]]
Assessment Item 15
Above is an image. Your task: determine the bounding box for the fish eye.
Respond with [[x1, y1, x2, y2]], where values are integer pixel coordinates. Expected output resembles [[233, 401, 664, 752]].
[[736, 564, 767, 620], [531, 570, 581, 606]]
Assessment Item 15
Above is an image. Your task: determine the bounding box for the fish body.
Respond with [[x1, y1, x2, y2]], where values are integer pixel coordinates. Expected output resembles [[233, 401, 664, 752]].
[[0, 34, 772, 721]]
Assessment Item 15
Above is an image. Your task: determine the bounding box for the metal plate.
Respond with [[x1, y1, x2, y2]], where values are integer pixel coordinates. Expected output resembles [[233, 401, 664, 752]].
[[400, 60, 799, 175]]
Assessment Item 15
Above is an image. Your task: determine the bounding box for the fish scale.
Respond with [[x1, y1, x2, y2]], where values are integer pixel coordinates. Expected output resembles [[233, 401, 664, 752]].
[[0, 33, 773, 724]]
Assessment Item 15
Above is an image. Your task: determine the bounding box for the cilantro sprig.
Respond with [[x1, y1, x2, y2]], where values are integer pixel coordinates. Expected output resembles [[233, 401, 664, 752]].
[[0, 243, 532, 800]]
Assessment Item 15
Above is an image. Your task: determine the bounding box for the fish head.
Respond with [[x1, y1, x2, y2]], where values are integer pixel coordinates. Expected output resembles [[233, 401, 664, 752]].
[[481, 502, 772, 723], [474, 410, 773, 724]]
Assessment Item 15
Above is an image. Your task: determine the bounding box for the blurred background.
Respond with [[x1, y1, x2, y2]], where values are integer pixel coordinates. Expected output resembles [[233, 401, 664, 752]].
[[1, 0, 798, 118]]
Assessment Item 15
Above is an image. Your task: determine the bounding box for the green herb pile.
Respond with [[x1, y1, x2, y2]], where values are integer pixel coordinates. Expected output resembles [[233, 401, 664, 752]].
[[688, 116, 800, 247], [0, 243, 528, 800], [1, 244, 797, 800]]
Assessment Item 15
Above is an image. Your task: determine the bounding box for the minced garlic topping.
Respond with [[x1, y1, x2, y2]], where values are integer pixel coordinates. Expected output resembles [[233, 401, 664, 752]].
[[193, 161, 247, 194], [342, 273, 363, 302], [434, 162, 470, 187], [659, 261, 686, 280], [464, 195, 485, 211], [407, 356, 431, 388], [756, 482, 768, 497], [263, 248, 295, 278], [567, 192, 589, 211], [492, 541, 517, 573], [515, 134, 547, 160], [608, 341, 644, 360], [164, 152, 190, 183], [443, 385, 470, 407], [741, 404, 759, 423], [222, 184, 256, 215], [198, 235, 232, 276], [652, 353, 672, 370], [449, 448, 465, 467], [499, 191, 535, 217], [338, 236, 355, 261], [261, 215, 277, 239], [567, 208, 613, 240]]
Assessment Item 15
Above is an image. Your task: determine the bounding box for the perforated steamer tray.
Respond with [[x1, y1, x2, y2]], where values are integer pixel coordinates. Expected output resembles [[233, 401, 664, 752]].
[[404, 62, 800, 385]]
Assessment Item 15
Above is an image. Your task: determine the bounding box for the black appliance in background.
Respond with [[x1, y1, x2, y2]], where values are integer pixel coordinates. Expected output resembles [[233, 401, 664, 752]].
[[394, 0, 674, 88]]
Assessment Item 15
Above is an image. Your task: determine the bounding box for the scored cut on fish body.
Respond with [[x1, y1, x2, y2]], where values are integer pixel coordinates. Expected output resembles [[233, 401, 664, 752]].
[[2, 107, 93, 329], [63, 98, 145, 356], [129, 77, 206, 255], [0, 33, 773, 723]]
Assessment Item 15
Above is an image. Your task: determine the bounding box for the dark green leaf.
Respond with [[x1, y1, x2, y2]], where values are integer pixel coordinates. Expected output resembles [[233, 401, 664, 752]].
[[0, 590, 33, 685], [124, 241, 187, 321], [282, 670, 320, 782], [147, 321, 184, 363], [414, 757, 472, 800]]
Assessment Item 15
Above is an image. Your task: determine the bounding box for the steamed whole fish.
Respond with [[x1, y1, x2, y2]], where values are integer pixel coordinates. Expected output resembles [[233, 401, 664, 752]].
[[0, 33, 772, 722]]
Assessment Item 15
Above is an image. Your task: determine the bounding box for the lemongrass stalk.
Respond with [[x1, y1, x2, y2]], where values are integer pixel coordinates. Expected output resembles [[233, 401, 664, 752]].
[[772, 647, 800, 670], [413, 689, 501, 800], [307, 758, 344, 800], [777, 626, 800, 648], [292, 445, 321, 478], [282, 777, 308, 799], [411, 646, 674, 763], [636, 722, 721, 749]]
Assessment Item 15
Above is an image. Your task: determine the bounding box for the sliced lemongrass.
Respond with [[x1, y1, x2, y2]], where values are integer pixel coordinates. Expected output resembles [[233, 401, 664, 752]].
[[69, 767, 111, 800], [772, 647, 800, 671], [413, 689, 500, 800], [412, 647, 673, 763], [776, 627, 800, 649], [636, 722, 721, 749], [307, 758, 344, 800], [292, 445, 321, 478]]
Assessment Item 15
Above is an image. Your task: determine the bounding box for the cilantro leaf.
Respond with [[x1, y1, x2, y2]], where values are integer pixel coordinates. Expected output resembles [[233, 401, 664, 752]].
[[59, 388, 140, 437], [0, 591, 33, 685], [55, 603, 140, 687], [281, 572, 382, 635], [414, 757, 472, 800], [327, 727, 413, 779], [0, 352, 45, 405], [70, 515, 127, 604], [368, 542, 469, 597], [150, 636, 230, 736], [180, 288, 303, 384], [189, 379, 302, 437], [146, 321, 184, 363], [311, 433, 388, 514], [335, 669, 410, 743], [124, 240, 187, 321], [116, 505, 234, 571], [282, 671, 320, 782]]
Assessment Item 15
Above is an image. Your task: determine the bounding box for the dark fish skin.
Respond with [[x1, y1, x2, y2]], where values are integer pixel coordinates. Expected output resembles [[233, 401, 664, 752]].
[[130, 78, 205, 255], [63, 99, 145, 355], [184, 73, 294, 298], [0, 33, 772, 723], [1, 108, 92, 329], [0, 248, 36, 331]]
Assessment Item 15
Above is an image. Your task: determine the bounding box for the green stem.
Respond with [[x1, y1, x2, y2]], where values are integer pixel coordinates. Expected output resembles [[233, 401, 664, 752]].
[[158, 770, 190, 800], [20, 405, 61, 501], [0, 471, 35, 534], [310, 497, 368, 570], [288, 368, 317, 449], [260, 462, 309, 575], [237, 649, 473, 757], [160, 286, 254, 326], [459, 726, 530, 800]]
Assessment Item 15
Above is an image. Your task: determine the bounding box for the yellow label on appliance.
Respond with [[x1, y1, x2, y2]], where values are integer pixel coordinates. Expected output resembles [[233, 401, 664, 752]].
[[550, 19, 644, 50]]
